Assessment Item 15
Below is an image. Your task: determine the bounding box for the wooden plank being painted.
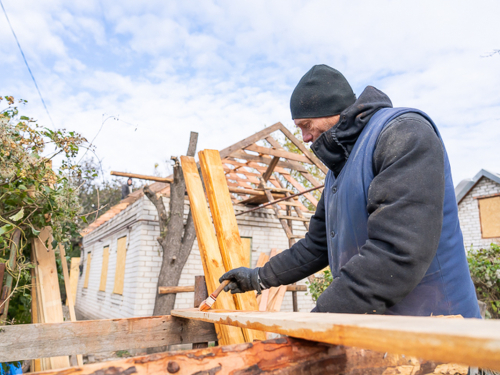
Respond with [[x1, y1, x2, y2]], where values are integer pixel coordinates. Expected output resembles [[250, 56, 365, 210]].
[[0, 315, 216, 362], [31, 336, 445, 375], [198, 149, 266, 342], [171, 309, 500, 371], [33, 228, 71, 369], [180, 155, 246, 345]]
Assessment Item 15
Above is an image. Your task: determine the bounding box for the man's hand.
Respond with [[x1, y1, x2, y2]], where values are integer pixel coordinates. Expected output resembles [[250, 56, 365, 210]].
[[219, 267, 262, 294]]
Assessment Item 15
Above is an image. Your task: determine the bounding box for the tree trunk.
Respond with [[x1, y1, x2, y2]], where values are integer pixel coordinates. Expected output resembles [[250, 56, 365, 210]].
[[144, 132, 198, 318]]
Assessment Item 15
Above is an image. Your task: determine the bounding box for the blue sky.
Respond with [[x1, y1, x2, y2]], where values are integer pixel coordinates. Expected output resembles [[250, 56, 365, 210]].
[[1, 0, 499, 183]]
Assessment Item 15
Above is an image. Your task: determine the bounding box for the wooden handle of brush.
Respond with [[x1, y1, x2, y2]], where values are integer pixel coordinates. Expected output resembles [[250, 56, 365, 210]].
[[213, 280, 230, 298]]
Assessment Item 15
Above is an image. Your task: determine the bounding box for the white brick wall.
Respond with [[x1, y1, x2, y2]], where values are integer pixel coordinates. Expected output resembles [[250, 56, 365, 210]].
[[76, 196, 316, 320], [458, 176, 500, 251]]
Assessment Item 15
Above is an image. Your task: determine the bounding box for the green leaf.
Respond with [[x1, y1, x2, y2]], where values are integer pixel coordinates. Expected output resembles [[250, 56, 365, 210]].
[[9, 207, 24, 221], [31, 227, 40, 236], [0, 224, 13, 236], [20, 115, 29, 120], [82, 216, 88, 224]]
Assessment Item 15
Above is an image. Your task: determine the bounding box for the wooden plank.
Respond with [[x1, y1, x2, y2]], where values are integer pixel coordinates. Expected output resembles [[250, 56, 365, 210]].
[[110, 171, 173, 183], [99, 246, 109, 291], [264, 249, 287, 313], [67, 257, 80, 307], [219, 122, 283, 159], [0, 315, 217, 362], [83, 252, 91, 289], [113, 236, 127, 295], [30, 268, 42, 372], [478, 196, 500, 238], [245, 143, 312, 164], [181, 155, 246, 345], [33, 227, 71, 369], [172, 309, 500, 371], [158, 286, 195, 294], [283, 173, 319, 207], [286, 285, 307, 292], [58, 245, 84, 367], [223, 158, 292, 175], [277, 215, 310, 222], [198, 149, 266, 342], [31, 336, 446, 375], [241, 237, 252, 267], [230, 150, 309, 172], [278, 125, 329, 174]]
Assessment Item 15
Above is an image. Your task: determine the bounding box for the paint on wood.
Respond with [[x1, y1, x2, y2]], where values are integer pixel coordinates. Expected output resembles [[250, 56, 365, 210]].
[[172, 309, 500, 371], [158, 286, 195, 294], [99, 246, 109, 292], [83, 253, 91, 289], [241, 237, 252, 267], [0, 315, 216, 362], [199, 149, 266, 342], [33, 227, 71, 369], [180, 155, 246, 345], [113, 236, 127, 295], [67, 257, 80, 307], [478, 196, 500, 238]]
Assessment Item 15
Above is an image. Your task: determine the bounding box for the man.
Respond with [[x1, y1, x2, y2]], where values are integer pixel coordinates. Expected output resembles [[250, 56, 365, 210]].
[[121, 178, 133, 199], [220, 64, 481, 318]]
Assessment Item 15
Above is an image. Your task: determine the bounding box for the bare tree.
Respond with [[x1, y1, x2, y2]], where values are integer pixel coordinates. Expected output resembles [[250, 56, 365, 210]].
[[144, 132, 198, 317]]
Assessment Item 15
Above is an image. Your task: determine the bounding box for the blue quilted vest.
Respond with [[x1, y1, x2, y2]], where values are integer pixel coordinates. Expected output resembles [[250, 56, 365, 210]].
[[324, 107, 481, 318]]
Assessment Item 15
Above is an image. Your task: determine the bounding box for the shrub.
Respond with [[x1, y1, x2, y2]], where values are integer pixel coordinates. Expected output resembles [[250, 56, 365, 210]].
[[306, 269, 333, 302], [467, 244, 500, 319]]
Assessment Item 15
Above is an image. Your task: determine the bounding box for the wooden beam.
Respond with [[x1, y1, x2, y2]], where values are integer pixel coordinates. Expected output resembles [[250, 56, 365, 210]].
[[158, 286, 195, 294], [198, 149, 266, 342], [33, 228, 71, 369], [110, 171, 173, 183], [229, 150, 309, 172], [181, 155, 246, 345], [223, 158, 292, 175], [0, 315, 216, 362], [245, 144, 312, 164], [219, 122, 283, 159], [283, 174, 319, 207], [278, 124, 329, 174], [172, 309, 500, 371]]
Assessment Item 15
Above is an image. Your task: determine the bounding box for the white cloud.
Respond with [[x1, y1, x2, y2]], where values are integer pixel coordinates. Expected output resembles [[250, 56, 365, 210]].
[[0, 0, 499, 183]]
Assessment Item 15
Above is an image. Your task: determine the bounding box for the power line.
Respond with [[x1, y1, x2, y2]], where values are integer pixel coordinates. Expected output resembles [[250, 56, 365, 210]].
[[0, 0, 56, 129]]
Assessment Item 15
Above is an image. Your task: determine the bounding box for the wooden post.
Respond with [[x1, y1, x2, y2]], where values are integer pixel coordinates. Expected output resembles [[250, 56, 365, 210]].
[[192, 275, 209, 349]]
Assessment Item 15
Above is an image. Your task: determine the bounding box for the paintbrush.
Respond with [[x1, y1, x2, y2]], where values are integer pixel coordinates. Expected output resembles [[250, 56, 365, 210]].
[[199, 280, 230, 311]]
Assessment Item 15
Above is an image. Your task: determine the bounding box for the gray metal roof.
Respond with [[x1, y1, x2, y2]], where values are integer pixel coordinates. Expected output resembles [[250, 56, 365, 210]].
[[455, 169, 500, 204]]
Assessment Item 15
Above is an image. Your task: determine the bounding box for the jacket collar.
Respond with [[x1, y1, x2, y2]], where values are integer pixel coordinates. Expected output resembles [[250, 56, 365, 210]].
[[311, 86, 393, 176]]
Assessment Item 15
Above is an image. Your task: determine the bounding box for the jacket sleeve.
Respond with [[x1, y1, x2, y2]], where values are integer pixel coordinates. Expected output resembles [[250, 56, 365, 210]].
[[258, 192, 329, 287], [315, 113, 445, 313]]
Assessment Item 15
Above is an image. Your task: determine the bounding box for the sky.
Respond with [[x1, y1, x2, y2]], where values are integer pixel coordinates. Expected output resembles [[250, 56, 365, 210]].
[[1, 0, 499, 184]]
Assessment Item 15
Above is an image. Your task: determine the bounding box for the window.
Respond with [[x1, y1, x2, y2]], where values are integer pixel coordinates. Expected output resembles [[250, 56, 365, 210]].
[[99, 246, 109, 292], [241, 237, 252, 267], [113, 236, 127, 295], [478, 196, 500, 238], [83, 252, 92, 289]]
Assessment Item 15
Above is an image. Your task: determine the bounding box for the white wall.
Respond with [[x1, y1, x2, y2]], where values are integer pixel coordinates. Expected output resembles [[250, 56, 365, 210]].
[[458, 176, 500, 251], [77, 196, 316, 320]]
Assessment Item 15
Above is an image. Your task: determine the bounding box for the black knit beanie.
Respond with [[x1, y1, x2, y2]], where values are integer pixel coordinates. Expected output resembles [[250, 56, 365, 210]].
[[290, 65, 356, 119]]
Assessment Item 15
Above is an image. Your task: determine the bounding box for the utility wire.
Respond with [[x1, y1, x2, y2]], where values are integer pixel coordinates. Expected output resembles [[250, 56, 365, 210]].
[[0, 0, 56, 129]]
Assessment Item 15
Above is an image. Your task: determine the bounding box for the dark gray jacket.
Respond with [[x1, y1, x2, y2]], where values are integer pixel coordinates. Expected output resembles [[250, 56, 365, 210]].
[[259, 86, 446, 314]]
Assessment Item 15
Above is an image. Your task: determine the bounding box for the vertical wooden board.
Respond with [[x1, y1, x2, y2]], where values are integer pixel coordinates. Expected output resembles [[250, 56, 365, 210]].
[[30, 268, 42, 372], [67, 257, 80, 307], [99, 247, 109, 292], [180, 155, 246, 346], [113, 237, 127, 295], [83, 253, 92, 289], [33, 228, 70, 369], [241, 237, 252, 267], [478, 196, 500, 238], [199, 149, 266, 342], [254, 252, 270, 310]]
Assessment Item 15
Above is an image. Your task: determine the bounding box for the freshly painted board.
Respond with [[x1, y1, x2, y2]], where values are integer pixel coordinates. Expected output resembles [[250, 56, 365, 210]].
[[172, 309, 500, 371], [199, 149, 266, 342], [99, 246, 109, 292], [180, 155, 245, 345], [113, 237, 127, 295]]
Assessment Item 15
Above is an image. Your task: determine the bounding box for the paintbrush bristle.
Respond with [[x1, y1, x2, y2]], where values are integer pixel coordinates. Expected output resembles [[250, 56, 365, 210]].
[[199, 295, 216, 311]]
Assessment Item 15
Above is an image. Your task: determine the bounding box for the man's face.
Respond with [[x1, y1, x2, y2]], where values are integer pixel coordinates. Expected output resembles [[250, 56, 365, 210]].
[[294, 115, 340, 143]]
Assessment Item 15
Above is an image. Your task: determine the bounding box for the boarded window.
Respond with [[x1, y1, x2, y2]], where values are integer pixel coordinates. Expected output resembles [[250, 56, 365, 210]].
[[83, 253, 92, 289], [113, 237, 127, 295], [241, 237, 252, 267], [479, 196, 500, 238], [99, 246, 109, 292]]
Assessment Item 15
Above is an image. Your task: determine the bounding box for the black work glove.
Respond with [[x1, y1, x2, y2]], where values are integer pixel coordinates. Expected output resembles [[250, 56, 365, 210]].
[[219, 267, 262, 294]]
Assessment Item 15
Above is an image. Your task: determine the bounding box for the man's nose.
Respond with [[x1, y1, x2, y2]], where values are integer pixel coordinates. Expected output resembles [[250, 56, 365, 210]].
[[302, 130, 313, 143]]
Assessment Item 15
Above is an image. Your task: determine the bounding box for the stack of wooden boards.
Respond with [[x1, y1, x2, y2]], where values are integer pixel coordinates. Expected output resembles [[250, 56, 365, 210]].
[[181, 150, 267, 345]]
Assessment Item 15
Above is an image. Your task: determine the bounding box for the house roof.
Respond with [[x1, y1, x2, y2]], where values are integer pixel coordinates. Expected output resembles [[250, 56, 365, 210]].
[[81, 122, 326, 237], [455, 169, 500, 204]]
